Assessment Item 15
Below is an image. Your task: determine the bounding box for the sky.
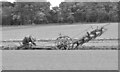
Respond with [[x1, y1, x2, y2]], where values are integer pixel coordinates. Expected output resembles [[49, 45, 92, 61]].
[[0, 0, 65, 8], [47, 0, 64, 7]]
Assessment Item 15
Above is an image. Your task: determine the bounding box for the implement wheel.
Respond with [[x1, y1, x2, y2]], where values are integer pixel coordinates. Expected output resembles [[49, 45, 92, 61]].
[[55, 36, 73, 50]]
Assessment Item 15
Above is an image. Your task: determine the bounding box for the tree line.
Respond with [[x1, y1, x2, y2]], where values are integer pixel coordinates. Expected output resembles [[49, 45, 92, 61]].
[[1, 2, 119, 25], [59, 2, 118, 23]]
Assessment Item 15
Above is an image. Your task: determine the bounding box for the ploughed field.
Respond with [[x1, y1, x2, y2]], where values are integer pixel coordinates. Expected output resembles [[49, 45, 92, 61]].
[[1, 23, 119, 50]]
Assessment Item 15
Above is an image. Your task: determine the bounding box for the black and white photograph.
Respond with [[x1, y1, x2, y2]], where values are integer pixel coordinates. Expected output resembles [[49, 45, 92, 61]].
[[0, 0, 119, 71]]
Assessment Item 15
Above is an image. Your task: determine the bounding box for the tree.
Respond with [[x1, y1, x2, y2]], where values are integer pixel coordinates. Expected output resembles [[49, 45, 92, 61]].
[[118, 1, 120, 22], [2, 2, 13, 25]]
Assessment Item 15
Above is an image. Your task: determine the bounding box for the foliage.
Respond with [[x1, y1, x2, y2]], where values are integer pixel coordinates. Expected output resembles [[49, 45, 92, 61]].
[[1, 2, 119, 25], [59, 2, 118, 23]]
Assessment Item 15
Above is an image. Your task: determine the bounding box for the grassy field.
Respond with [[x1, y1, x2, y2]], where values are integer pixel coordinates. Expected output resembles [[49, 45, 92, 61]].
[[1, 23, 118, 47], [2, 23, 118, 40]]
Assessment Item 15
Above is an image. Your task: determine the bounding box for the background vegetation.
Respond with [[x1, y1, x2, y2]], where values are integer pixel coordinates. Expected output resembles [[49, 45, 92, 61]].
[[1, 2, 119, 25]]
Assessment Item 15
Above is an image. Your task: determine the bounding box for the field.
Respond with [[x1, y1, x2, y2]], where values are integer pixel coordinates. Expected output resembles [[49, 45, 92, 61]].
[[2, 23, 118, 40], [1, 23, 119, 70], [1, 23, 119, 50], [2, 50, 118, 70]]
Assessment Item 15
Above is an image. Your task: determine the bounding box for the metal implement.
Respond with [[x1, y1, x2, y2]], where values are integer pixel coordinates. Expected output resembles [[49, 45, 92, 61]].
[[55, 24, 109, 50]]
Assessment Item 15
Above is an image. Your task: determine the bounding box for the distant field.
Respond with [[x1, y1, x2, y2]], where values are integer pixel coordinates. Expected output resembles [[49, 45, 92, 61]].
[[2, 23, 118, 40]]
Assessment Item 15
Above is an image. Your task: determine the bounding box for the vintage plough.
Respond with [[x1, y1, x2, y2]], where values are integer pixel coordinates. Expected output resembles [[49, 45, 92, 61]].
[[2, 24, 109, 50], [54, 25, 108, 50]]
